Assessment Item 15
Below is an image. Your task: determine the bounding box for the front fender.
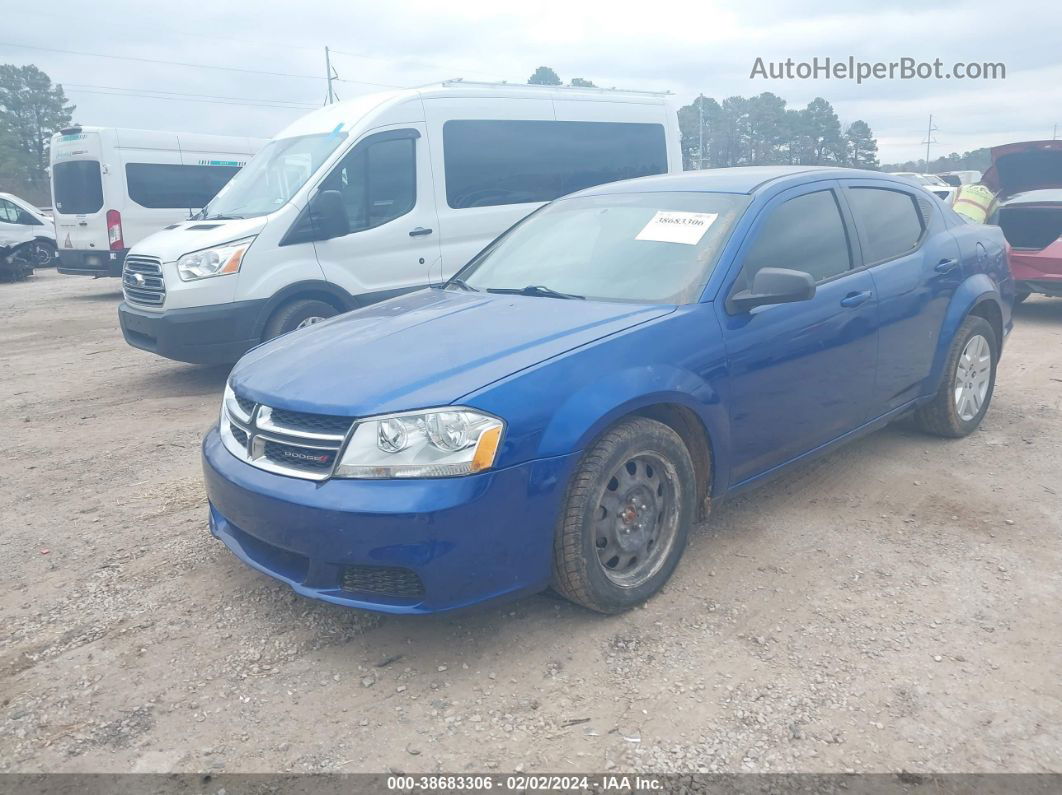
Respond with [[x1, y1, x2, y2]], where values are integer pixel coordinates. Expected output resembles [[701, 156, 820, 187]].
[[926, 274, 1003, 396]]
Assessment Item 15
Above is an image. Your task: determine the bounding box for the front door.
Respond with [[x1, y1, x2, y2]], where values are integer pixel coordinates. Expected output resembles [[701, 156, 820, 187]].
[[312, 124, 440, 301], [717, 183, 880, 485]]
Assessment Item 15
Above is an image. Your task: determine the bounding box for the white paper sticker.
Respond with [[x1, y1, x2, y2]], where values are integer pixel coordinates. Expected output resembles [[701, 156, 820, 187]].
[[635, 211, 718, 245]]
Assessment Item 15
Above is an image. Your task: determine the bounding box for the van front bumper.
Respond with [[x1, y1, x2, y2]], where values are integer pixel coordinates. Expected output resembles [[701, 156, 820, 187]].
[[118, 300, 264, 364], [57, 248, 126, 277], [202, 428, 576, 614]]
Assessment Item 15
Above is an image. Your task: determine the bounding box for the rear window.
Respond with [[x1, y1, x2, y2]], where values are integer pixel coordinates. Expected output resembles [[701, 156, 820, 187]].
[[53, 160, 104, 215], [443, 120, 667, 209], [126, 163, 241, 209], [846, 187, 925, 264]]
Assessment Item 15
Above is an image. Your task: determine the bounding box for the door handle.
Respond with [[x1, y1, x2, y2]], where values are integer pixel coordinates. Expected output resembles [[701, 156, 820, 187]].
[[935, 258, 959, 274], [840, 290, 873, 308], [409, 227, 433, 237]]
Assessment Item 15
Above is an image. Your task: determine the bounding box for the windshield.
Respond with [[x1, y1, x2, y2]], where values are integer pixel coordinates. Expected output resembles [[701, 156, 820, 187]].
[[201, 132, 348, 219], [457, 192, 750, 304]]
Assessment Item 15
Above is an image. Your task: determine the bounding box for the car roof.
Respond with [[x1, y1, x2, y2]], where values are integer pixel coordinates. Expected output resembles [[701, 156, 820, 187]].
[[568, 166, 895, 198]]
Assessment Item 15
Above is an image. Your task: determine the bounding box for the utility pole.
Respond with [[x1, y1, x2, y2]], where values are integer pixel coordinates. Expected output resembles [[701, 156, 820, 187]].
[[697, 93, 705, 169], [324, 46, 336, 105], [921, 114, 938, 171], [1054, 123, 1058, 140]]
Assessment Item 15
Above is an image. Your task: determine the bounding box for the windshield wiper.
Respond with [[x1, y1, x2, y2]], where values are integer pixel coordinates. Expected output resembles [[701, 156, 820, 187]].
[[485, 285, 585, 300], [446, 277, 479, 292]]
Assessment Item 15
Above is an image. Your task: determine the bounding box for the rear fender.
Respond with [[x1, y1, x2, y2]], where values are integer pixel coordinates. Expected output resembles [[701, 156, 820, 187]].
[[925, 274, 1004, 396]]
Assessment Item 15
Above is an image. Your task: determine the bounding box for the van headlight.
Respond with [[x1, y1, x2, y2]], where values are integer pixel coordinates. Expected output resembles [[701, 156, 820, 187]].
[[334, 408, 504, 479], [177, 237, 255, 281]]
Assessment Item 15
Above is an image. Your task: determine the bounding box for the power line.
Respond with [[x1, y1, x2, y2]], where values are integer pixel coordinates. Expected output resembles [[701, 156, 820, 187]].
[[0, 40, 402, 87], [65, 83, 318, 109], [66, 87, 319, 111]]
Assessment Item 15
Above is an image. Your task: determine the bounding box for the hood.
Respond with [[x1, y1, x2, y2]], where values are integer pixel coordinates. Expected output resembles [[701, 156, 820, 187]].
[[983, 140, 1062, 198], [230, 288, 674, 417], [129, 216, 267, 262]]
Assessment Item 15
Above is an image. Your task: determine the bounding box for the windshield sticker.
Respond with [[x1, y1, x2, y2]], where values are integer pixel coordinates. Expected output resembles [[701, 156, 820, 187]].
[[636, 211, 718, 245]]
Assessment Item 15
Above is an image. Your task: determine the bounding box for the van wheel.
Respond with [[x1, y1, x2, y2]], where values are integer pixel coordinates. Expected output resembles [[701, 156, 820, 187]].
[[913, 315, 997, 438], [552, 417, 696, 614], [263, 299, 339, 340]]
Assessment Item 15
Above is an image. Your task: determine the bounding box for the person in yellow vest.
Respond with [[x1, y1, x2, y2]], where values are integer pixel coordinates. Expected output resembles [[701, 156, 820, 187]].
[[951, 182, 998, 224]]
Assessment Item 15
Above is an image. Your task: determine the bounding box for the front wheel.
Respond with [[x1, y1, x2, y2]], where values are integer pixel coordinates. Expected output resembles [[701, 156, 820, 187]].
[[913, 315, 997, 438], [262, 298, 339, 341], [552, 417, 697, 613], [30, 240, 57, 267]]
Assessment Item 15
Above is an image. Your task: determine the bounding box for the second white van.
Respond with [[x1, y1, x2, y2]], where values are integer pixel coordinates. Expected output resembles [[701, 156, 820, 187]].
[[118, 81, 681, 364]]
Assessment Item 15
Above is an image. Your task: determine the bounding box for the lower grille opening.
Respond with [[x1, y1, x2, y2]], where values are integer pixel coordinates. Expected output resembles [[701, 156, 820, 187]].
[[341, 565, 425, 599]]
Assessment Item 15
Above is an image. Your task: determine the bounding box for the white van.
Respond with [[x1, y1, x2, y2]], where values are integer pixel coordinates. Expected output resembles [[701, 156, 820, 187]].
[[0, 192, 56, 265], [117, 81, 681, 364], [50, 127, 265, 277]]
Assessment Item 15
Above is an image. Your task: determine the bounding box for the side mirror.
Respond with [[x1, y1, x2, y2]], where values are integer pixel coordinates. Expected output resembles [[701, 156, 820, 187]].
[[308, 190, 350, 240], [280, 190, 350, 247], [730, 267, 816, 312]]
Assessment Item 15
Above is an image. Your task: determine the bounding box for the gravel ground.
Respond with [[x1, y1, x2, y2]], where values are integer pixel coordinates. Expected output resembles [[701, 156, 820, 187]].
[[1, 269, 1060, 775]]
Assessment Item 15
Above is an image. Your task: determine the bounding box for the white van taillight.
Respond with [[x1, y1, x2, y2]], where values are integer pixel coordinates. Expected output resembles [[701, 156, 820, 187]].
[[106, 210, 124, 250]]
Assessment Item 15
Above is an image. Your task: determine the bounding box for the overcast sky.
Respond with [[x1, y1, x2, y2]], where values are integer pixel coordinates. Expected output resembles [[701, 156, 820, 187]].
[[3, 0, 1059, 164]]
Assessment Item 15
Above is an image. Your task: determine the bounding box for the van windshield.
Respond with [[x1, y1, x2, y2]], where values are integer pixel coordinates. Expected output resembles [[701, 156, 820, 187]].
[[457, 191, 750, 305], [200, 132, 348, 219]]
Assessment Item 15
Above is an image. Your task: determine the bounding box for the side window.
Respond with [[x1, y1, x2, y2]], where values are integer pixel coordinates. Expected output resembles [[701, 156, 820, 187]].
[[741, 190, 852, 284], [846, 187, 925, 264], [321, 135, 415, 233], [0, 200, 18, 223], [126, 163, 241, 209], [443, 120, 667, 209]]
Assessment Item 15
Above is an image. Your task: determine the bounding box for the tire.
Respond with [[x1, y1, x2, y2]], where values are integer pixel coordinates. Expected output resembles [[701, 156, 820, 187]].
[[262, 298, 338, 341], [30, 240, 57, 267], [552, 417, 697, 614], [913, 315, 997, 438]]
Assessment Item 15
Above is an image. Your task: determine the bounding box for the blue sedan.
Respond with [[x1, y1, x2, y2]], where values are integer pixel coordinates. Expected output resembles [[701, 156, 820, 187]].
[[202, 166, 1012, 614]]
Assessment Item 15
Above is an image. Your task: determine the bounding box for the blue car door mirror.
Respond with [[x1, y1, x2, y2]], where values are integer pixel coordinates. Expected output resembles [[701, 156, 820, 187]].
[[730, 267, 817, 312]]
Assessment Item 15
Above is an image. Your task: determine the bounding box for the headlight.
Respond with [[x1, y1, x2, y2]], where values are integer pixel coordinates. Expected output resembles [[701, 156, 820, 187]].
[[177, 237, 255, 281], [335, 408, 504, 479]]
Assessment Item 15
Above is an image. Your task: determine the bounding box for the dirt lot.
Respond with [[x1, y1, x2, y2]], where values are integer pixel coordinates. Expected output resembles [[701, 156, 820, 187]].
[[1, 269, 1060, 775]]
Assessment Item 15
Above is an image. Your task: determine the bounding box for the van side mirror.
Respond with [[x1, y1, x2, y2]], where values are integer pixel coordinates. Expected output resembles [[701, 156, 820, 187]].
[[730, 267, 816, 312], [308, 190, 349, 240]]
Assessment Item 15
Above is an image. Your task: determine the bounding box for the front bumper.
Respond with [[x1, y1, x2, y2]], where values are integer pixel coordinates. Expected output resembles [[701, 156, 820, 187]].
[[119, 299, 265, 364], [202, 429, 578, 614], [57, 248, 126, 276]]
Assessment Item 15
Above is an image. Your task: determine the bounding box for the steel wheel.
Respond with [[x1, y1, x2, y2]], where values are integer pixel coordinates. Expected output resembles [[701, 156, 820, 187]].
[[954, 334, 991, 422], [31, 241, 55, 266], [593, 452, 679, 588]]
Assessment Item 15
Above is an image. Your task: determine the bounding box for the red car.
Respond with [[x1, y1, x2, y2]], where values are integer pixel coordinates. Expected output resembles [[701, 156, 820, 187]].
[[984, 140, 1062, 302]]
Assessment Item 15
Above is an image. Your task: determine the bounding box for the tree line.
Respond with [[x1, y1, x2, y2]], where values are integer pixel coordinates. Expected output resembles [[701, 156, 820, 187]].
[[0, 65, 73, 206], [881, 148, 991, 175]]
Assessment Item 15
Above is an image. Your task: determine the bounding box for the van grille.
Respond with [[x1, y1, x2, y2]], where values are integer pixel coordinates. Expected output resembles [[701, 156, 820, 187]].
[[220, 392, 355, 481], [123, 256, 166, 306]]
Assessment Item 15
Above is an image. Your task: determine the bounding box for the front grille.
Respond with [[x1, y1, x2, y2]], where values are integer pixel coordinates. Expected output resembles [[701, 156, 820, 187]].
[[267, 407, 353, 436], [122, 256, 166, 306], [341, 565, 425, 599], [219, 391, 354, 481], [263, 440, 336, 472]]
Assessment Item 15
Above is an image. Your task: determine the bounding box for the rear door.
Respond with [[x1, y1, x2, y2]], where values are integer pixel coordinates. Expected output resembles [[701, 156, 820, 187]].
[[839, 179, 960, 410], [51, 130, 108, 252], [717, 182, 879, 484]]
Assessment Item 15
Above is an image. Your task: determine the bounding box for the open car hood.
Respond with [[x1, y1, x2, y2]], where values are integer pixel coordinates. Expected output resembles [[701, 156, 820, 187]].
[[983, 140, 1062, 198]]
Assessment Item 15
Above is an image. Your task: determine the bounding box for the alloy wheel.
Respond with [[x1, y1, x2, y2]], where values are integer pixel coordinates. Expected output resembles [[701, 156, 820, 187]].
[[954, 334, 991, 422]]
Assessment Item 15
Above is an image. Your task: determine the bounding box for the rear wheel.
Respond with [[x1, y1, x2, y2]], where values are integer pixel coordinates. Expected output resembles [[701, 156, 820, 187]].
[[263, 299, 339, 341], [552, 417, 696, 614], [913, 315, 997, 438]]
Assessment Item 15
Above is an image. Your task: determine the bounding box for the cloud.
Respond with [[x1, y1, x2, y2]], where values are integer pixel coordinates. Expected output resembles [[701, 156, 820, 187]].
[[2, 0, 1057, 162]]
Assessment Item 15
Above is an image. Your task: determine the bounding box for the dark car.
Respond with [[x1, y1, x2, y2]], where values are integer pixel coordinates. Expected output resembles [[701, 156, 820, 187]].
[[202, 167, 1012, 615]]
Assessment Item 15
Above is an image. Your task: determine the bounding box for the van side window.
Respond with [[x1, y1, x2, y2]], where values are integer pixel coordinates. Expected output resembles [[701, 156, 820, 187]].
[[740, 190, 852, 284], [126, 164, 241, 209], [443, 120, 667, 209], [845, 187, 925, 264], [322, 136, 416, 232]]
